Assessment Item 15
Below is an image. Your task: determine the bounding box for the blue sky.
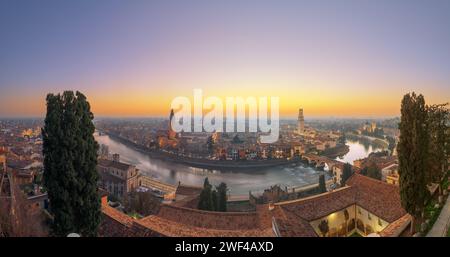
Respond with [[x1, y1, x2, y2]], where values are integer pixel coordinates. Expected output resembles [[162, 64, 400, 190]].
[[1, 0, 449, 117]]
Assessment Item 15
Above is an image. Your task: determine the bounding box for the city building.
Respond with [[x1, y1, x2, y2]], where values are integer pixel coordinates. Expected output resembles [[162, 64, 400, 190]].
[[97, 157, 139, 199], [382, 163, 399, 185], [99, 174, 410, 237], [157, 109, 178, 149]]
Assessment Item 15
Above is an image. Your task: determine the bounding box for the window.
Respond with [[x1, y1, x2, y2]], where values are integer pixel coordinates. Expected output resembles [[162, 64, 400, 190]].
[[367, 213, 372, 220]]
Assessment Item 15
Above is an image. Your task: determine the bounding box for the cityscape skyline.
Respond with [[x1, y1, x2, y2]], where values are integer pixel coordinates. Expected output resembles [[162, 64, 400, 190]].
[[1, 0, 450, 118], [1, 1, 449, 241]]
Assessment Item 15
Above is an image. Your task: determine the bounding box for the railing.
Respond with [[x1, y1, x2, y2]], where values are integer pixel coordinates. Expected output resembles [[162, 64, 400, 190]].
[[138, 175, 177, 193]]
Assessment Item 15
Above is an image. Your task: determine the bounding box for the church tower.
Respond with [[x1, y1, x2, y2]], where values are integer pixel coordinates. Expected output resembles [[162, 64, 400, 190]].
[[168, 109, 177, 140], [297, 108, 305, 135]]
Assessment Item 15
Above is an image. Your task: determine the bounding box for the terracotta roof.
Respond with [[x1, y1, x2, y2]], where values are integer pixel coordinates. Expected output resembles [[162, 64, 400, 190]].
[[99, 174, 407, 237], [99, 203, 274, 237], [379, 214, 411, 237], [99, 205, 163, 237], [270, 174, 407, 236], [136, 215, 273, 237], [175, 184, 202, 196], [156, 204, 261, 230], [346, 174, 406, 223], [276, 186, 356, 222], [98, 159, 133, 171], [273, 209, 318, 237]]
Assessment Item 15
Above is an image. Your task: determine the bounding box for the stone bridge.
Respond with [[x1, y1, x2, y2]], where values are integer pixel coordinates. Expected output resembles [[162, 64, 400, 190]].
[[301, 153, 342, 171]]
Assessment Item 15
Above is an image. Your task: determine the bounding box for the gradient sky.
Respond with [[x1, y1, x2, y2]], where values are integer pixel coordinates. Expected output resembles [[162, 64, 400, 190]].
[[1, 0, 449, 118]]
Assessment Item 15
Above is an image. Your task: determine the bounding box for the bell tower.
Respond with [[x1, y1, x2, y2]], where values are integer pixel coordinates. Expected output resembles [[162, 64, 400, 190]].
[[297, 108, 305, 135]]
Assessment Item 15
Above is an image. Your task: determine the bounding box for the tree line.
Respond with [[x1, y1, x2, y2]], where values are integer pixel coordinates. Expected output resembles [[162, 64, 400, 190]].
[[197, 178, 228, 212], [397, 92, 449, 234]]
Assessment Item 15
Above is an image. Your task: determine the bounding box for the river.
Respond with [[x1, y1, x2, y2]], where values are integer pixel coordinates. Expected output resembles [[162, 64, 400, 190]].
[[95, 134, 383, 196]]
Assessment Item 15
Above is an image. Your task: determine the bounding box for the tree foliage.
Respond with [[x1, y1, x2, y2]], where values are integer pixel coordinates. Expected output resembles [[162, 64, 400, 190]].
[[318, 174, 327, 193], [397, 92, 429, 227], [216, 182, 228, 212], [42, 91, 100, 236], [341, 163, 353, 186], [426, 103, 449, 185], [361, 162, 382, 180], [197, 178, 227, 212]]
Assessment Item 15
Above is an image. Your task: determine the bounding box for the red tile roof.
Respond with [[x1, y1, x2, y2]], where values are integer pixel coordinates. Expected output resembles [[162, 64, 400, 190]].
[[270, 174, 407, 236], [99, 202, 274, 237], [99, 174, 407, 237], [175, 184, 202, 196], [346, 174, 406, 223]]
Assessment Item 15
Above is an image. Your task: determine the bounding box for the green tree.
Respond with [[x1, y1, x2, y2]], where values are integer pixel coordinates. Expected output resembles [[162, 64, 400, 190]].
[[211, 189, 218, 211], [198, 177, 214, 211], [42, 91, 100, 236], [386, 136, 396, 154], [426, 103, 449, 194], [398, 92, 429, 234], [197, 179, 228, 212], [341, 163, 353, 186], [318, 174, 326, 193], [361, 162, 382, 180], [216, 182, 228, 212]]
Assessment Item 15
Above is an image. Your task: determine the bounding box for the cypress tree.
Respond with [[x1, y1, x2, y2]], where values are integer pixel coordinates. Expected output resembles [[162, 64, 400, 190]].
[[211, 189, 218, 211], [341, 163, 353, 186], [398, 92, 428, 234], [42, 91, 100, 236], [198, 177, 213, 211], [43, 93, 76, 235], [217, 182, 228, 212], [426, 104, 449, 191], [72, 92, 101, 236], [318, 174, 326, 193]]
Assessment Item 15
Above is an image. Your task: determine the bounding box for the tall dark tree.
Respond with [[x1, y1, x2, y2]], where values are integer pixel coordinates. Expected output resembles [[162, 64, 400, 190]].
[[398, 92, 428, 234], [361, 162, 382, 180], [198, 177, 213, 211], [211, 189, 218, 211], [341, 163, 353, 186], [216, 182, 228, 212], [318, 174, 327, 193], [426, 103, 449, 194], [42, 91, 100, 236]]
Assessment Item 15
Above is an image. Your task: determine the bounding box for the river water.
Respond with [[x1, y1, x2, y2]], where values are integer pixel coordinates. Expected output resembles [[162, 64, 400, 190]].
[[95, 135, 382, 196]]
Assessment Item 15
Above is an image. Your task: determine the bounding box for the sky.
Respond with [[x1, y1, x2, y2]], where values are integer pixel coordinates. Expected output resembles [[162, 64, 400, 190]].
[[0, 0, 449, 118]]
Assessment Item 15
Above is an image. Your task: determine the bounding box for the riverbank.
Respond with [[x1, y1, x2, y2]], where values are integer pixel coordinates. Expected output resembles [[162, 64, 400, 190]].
[[346, 133, 389, 149], [321, 144, 350, 159], [99, 131, 300, 170]]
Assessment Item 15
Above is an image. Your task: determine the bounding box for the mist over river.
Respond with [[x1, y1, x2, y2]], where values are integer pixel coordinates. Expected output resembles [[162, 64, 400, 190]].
[[95, 134, 381, 196]]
